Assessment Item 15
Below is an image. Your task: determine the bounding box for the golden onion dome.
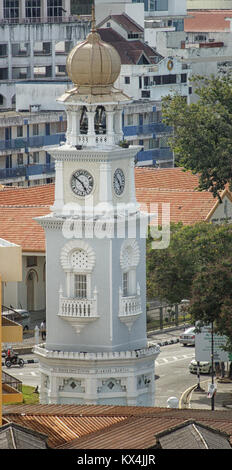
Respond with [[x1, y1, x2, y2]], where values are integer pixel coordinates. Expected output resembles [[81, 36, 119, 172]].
[[66, 12, 121, 89]]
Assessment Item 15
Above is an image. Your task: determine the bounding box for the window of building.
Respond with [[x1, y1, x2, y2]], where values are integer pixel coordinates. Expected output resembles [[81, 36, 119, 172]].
[[4, 0, 19, 19], [149, 138, 159, 149], [0, 68, 8, 80], [123, 272, 129, 297], [17, 153, 24, 165], [107, 22, 111, 27], [124, 76, 130, 85], [17, 126, 23, 137], [31, 151, 39, 163], [127, 115, 133, 126], [189, 87, 192, 95], [12, 43, 30, 57], [32, 124, 39, 136], [181, 73, 187, 83], [74, 274, 87, 298], [71, 0, 93, 16], [27, 256, 37, 267], [47, 0, 62, 18], [34, 42, 51, 55], [12, 67, 29, 79], [0, 94, 4, 106], [26, 0, 41, 19], [0, 44, 7, 56], [141, 90, 150, 98]]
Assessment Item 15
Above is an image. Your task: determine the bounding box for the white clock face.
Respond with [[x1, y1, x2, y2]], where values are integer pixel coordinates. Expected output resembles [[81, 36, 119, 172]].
[[113, 168, 125, 196], [71, 169, 94, 196]]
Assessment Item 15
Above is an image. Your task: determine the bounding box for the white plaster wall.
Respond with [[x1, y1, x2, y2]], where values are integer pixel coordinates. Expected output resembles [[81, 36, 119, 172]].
[[210, 196, 232, 224], [16, 82, 68, 111]]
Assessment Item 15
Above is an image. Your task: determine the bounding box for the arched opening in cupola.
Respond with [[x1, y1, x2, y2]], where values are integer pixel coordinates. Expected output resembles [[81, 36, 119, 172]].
[[94, 106, 106, 135], [80, 106, 88, 134]]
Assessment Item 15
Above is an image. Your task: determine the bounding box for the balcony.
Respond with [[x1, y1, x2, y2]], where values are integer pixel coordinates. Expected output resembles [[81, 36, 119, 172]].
[[0, 133, 66, 152], [0, 162, 55, 181], [123, 122, 171, 138], [119, 290, 142, 331], [136, 148, 173, 164], [58, 291, 99, 334], [2, 371, 23, 404]]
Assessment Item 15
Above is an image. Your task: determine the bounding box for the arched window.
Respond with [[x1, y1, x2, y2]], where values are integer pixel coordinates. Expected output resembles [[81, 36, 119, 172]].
[[60, 240, 96, 299], [120, 239, 140, 296]]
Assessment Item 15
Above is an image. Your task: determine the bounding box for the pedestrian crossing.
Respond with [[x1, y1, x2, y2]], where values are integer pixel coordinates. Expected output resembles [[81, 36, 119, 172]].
[[156, 352, 194, 367]]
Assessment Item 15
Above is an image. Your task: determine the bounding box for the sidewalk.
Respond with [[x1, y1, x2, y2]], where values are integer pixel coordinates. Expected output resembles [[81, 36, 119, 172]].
[[181, 377, 232, 411]]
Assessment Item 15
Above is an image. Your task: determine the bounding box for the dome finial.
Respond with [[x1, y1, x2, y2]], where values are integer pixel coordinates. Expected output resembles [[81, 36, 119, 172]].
[[91, 1, 96, 33]]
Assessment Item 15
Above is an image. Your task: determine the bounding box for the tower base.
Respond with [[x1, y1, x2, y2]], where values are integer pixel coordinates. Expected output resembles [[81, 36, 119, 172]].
[[34, 344, 160, 407]]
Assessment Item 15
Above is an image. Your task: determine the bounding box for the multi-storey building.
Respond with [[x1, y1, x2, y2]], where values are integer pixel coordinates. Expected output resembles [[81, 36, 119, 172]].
[[0, 97, 67, 186], [0, 1, 89, 109]]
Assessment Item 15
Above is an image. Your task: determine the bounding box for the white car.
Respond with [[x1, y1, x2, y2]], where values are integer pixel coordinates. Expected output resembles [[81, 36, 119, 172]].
[[179, 327, 195, 346], [189, 359, 212, 374]]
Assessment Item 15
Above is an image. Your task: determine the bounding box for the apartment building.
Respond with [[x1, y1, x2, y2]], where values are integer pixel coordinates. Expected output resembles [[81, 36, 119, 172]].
[[0, 1, 89, 109]]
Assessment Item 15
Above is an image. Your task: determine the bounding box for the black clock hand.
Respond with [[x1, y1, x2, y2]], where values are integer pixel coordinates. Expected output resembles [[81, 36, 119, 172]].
[[116, 176, 121, 190], [75, 175, 87, 192]]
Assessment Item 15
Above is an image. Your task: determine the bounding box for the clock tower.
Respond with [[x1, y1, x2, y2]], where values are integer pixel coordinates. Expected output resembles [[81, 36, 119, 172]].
[[34, 7, 160, 406]]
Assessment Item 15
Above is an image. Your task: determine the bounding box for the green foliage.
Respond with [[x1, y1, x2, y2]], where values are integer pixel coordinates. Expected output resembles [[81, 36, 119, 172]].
[[189, 258, 232, 351], [147, 221, 232, 305], [162, 74, 232, 199]]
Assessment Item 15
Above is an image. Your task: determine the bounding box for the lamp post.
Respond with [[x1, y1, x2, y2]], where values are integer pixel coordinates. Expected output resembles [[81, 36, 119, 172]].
[[211, 321, 215, 411]]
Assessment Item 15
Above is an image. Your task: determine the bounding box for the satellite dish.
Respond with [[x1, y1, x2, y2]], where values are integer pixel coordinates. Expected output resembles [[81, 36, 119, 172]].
[[167, 396, 179, 408]]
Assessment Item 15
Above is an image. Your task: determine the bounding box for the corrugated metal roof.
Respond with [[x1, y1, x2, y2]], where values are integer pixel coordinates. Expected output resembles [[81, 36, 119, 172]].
[[3, 405, 232, 449]]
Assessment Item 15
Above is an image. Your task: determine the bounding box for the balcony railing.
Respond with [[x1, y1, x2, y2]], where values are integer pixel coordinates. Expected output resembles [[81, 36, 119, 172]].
[[0, 162, 55, 180], [0, 133, 66, 152], [58, 291, 99, 334], [123, 122, 171, 137], [0, 16, 80, 25], [119, 288, 142, 331], [136, 148, 173, 163]]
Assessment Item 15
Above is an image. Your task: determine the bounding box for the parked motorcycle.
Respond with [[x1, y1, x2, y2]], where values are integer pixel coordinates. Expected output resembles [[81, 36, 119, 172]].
[[5, 353, 24, 368]]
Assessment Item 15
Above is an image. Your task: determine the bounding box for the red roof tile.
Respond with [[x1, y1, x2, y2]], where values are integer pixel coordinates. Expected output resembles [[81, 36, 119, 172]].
[[185, 10, 232, 32], [0, 168, 226, 252], [98, 13, 144, 33]]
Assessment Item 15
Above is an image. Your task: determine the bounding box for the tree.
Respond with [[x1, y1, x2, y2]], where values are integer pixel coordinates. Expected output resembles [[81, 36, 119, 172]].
[[147, 221, 232, 305], [162, 75, 232, 199], [189, 258, 232, 352]]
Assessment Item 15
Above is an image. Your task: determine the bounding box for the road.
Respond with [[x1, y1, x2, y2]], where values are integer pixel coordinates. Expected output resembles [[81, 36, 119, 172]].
[[3, 342, 198, 406]]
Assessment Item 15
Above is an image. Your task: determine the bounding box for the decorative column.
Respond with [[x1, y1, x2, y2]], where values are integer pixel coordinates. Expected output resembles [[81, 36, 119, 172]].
[[0, 1, 3, 21], [87, 108, 96, 146], [52, 160, 64, 212], [126, 375, 138, 406], [20, 0, 26, 21], [115, 109, 123, 143], [42, 0, 48, 22], [99, 162, 113, 204], [130, 159, 137, 204], [106, 109, 115, 145], [85, 376, 98, 405]]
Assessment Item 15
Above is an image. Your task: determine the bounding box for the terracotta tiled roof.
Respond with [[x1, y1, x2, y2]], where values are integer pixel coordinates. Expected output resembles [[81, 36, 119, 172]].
[[0, 183, 54, 206], [135, 167, 220, 225], [97, 13, 144, 33], [0, 207, 50, 252], [0, 168, 227, 252], [3, 404, 232, 449], [185, 10, 232, 32], [98, 28, 161, 64]]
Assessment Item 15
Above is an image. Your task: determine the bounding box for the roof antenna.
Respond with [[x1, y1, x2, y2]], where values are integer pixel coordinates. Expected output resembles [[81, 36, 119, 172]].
[[91, 1, 96, 32]]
